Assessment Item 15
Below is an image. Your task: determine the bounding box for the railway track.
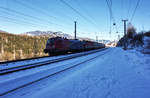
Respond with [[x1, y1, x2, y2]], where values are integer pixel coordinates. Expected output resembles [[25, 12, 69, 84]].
[[0, 48, 106, 75], [0, 48, 110, 96]]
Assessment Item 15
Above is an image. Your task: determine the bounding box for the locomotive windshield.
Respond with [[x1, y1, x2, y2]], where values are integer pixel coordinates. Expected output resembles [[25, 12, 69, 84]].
[[47, 40, 50, 44], [47, 39, 54, 45]]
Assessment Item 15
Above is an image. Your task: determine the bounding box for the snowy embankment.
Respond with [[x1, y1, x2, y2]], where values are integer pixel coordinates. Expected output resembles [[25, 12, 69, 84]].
[[1, 48, 150, 98], [0, 48, 109, 96], [0, 48, 105, 70], [142, 36, 150, 54], [31, 48, 150, 98]]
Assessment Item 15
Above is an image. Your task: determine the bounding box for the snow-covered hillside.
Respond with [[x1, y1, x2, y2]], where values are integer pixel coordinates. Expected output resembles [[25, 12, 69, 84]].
[[117, 31, 150, 54], [22, 30, 110, 42], [23, 30, 73, 39], [1, 48, 150, 98]]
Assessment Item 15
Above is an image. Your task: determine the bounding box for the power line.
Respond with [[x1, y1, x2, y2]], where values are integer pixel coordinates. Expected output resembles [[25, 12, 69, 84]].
[[0, 15, 49, 28], [0, 7, 45, 24], [130, 0, 141, 22], [126, 0, 132, 19], [0, 10, 61, 30], [0, 2, 73, 36], [29, 0, 74, 22], [121, 0, 124, 19], [60, 0, 100, 31], [0, 6, 62, 27], [12, 0, 75, 29], [0, 9, 39, 23], [14, 0, 73, 26], [13, 0, 57, 20], [75, 0, 99, 28], [105, 0, 119, 34], [105, 0, 114, 21], [0, 18, 37, 28]]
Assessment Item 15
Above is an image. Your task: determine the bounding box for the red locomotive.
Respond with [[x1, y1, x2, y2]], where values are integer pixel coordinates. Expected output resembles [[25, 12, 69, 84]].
[[44, 37, 105, 55]]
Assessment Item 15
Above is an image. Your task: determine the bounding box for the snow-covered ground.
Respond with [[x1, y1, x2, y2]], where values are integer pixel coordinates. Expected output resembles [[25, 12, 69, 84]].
[[0, 48, 109, 95], [142, 36, 150, 54], [1, 47, 150, 98]]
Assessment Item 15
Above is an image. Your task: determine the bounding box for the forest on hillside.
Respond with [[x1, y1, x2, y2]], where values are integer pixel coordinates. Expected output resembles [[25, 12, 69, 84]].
[[0, 32, 49, 61]]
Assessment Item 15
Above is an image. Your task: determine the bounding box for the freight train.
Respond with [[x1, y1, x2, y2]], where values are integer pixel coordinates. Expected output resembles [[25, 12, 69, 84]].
[[44, 37, 105, 56]]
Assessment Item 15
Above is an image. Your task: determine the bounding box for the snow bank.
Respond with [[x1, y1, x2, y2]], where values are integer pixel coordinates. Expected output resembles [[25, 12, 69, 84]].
[[1, 48, 150, 98]]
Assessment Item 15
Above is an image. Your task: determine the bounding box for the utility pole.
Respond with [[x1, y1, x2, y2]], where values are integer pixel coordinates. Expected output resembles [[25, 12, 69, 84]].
[[96, 36, 98, 42], [74, 21, 77, 40], [118, 35, 120, 41], [122, 19, 128, 50], [95, 32, 98, 42]]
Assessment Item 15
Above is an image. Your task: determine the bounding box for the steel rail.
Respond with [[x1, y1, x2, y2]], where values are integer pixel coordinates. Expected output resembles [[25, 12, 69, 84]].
[[0, 48, 108, 96], [0, 48, 106, 75]]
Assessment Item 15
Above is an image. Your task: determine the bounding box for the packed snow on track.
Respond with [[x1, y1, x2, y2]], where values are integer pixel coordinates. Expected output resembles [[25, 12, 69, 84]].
[[2, 47, 150, 98]]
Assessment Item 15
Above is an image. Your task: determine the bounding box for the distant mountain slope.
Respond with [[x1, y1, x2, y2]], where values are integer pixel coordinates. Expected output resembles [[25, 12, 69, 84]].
[[0, 30, 8, 33], [22, 30, 90, 41], [22, 30, 110, 43], [22, 30, 73, 39]]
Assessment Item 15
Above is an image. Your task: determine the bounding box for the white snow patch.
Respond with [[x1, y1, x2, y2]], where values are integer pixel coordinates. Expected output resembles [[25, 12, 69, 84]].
[[1, 48, 150, 98]]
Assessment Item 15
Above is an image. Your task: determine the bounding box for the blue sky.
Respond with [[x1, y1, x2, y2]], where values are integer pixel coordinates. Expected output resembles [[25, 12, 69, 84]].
[[0, 0, 150, 40]]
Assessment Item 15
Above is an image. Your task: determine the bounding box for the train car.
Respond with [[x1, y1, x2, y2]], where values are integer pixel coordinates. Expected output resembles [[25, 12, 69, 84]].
[[83, 41, 95, 50], [83, 41, 105, 50], [44, 37, 105, 56], [93, 42, 105, 49], [69, 39, 84, 52], [44, 37, 69, 55]]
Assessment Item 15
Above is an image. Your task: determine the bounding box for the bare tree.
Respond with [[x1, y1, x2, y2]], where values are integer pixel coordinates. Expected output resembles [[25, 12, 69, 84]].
[[127, 23, 137, 38]]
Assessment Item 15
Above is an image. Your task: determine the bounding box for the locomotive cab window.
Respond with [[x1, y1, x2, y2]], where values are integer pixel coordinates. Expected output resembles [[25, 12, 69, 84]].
[[47, 40, 50, 44], [47, 39, 54, 45]]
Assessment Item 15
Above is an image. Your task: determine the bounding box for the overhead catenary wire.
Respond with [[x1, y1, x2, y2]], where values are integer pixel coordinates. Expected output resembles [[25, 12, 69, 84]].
[[121, 0, 124, 19], [105, 0, 119, 39], [0, 15, 50, 28], [0, 18, 40, 28], [105, 0, 114, 22], [74, 0, 103, 35], [0, 9, 40, 24], [126, 0, 132, 19], [75, 0, 100, 28], [12, 0, 75, 30], [130, 0, 141, 22], [13, 0, 73, 27], [13, 0, 57, 20], [60, 0, 101, 31], [105, 0, 118, 33], [0, 11, 62, 31], [105, 0, 112, 35], [0, 6, 62, 27], [0, 0, 76, 37], [29, 0, 74, 22]]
